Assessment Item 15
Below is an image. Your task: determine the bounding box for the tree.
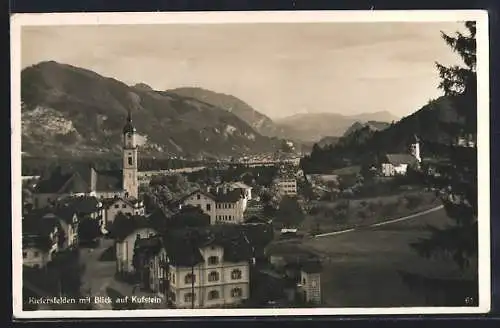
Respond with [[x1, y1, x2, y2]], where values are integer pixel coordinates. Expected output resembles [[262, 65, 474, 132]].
[[168, 205, 211, 228], [403, 21, 478, 306], [78, 216, 101, 246], [275, 196, 305, 228]]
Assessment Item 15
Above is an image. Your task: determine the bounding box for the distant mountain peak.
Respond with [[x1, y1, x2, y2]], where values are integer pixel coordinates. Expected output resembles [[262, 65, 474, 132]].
[[132, 83, 154, 91]]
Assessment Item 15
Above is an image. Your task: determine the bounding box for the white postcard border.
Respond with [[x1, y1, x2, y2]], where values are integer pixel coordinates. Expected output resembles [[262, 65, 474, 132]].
[[11, 10, 491, 319]]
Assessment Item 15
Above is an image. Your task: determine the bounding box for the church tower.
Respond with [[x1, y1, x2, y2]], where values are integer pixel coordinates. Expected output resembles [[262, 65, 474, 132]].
[[122, 109, 138, 199], [409, 134, 421, 163]]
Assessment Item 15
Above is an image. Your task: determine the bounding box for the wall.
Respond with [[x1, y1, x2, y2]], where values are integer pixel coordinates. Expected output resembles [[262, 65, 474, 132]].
[[23, 247, 50, 268], [104, 199, 144, 227], [183, 192, 216, 224], [32, 193, 66, 209], [115, 227, 158, 273], [167, 246, 250, 308], [214, 200, 245, 224], [277, 179, 297, 196], [300, 271, 321, 304]]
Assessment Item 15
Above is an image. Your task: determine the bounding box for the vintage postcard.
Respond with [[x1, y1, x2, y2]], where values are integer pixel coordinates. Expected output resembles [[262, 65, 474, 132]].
[[11, 10, 490, 319]]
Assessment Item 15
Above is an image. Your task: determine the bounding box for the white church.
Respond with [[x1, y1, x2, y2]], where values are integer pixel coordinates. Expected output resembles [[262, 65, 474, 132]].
[[380, 134, 422, 177]]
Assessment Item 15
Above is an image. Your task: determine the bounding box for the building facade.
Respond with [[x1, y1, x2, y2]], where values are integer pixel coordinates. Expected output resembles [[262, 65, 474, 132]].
[[138, 231, 252, 309], [115, 226, 158, 274], [102, 197, 145, 229], [181, 189, 247, 225]]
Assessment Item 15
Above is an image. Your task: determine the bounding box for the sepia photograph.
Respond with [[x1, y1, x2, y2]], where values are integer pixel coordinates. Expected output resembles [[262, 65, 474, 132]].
[[11, 10, 490, 318]]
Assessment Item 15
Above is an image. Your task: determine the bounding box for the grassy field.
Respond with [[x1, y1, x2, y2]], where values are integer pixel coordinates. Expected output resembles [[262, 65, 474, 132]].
[[296, 208, 476, 307], [301, 191, 441, 235]]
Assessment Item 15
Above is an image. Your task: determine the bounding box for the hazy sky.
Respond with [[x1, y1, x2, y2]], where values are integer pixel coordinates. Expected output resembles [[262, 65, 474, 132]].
[[21, 22, 464, 119]]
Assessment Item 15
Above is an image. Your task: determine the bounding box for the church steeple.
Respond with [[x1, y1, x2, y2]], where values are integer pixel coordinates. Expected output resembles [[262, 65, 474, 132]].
[[122, 108, 138, 199], [123, 108, 136, 135]]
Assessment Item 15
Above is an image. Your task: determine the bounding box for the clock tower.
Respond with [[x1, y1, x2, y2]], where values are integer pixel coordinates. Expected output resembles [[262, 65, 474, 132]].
[[122, 109, 138, 199]]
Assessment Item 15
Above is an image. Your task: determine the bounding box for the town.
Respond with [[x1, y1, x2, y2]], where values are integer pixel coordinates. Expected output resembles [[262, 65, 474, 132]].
[[17, 18, 480, 312], [21, 106, 475, 310]]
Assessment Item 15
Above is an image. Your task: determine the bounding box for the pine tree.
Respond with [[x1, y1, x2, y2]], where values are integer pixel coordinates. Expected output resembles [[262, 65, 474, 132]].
[[401, 21, 479, 306]]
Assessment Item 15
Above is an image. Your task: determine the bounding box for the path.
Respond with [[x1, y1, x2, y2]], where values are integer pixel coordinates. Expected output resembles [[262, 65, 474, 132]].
[[313, 205, 444, 238]]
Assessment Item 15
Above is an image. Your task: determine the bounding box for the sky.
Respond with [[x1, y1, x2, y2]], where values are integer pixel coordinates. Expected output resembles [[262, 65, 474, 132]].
[[21, 22, 464, 119]]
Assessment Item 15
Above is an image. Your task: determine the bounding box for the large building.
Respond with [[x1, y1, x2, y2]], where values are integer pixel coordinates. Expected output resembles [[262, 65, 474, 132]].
[[180, 183, 251, 225], [134, 227, 252, 308], [32, 110, 140, 208]]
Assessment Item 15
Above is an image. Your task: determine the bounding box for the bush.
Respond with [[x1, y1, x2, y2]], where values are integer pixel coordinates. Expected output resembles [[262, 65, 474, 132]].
[[405, 194, 423, 210], [380, 202, 398, 217]]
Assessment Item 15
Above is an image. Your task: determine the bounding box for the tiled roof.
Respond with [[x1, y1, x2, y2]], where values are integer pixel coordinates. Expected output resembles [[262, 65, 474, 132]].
[[22, 214, 60, 237], [108, 214, 156, 242], [179, 190, 216, 203], [211, 189, 245, 203], [101, 196, 142, 209], [55, 196, 100, 216], [301, 260, 323, 273], [22, 235, 53, 251], [384, 154, 418, 166], [34, 164, 124, 194], [160, 226, 253, 267], [95, 169, 123, 192]]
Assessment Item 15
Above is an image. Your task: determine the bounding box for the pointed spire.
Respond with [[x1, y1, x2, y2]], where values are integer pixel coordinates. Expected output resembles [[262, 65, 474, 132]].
[[123, 108, 136, 134], [127, 108, 132, 123]]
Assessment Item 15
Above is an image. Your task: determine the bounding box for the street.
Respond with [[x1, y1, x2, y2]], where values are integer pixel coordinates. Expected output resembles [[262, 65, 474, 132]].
[[79, 238, 167, 310]]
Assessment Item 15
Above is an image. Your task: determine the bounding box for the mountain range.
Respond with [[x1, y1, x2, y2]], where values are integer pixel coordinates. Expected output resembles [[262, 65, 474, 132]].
[[21, 61, 285, 159], [273, 111, 398, 142], [20, 61, 399, 159], [300, 96, 463, 173]]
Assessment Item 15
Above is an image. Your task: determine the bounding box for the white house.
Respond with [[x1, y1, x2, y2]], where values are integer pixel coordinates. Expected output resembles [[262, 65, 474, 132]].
[[137, 229, 252, 308], [112, 215, 158, 275], [40, 209, 79, 250], [381, 154, 419, 176], [102, 197, 145, 229], [181, 189, 247, 225], [22, 215, 60, 268]]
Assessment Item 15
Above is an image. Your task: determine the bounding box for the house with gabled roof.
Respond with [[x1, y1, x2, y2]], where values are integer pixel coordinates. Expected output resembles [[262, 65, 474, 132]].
[[135, 225, 253, 308], [22, 214, 61, 268], [180, 188, 247, 225], [380, 134, 422, 177], [108, 213, 158, 275], [101, 197, 145, 230]]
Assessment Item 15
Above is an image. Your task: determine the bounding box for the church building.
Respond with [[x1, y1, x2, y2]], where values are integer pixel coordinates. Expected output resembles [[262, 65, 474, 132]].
[[32, 110, 140, 208]]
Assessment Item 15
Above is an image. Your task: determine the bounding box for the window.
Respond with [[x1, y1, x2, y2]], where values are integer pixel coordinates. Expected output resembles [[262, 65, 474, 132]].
[[206, 204, 211, 211], [208, 290, 220, 300], [197, 194, 201, 200], [208, 271, 220, 282], [231, 288, 242, 298], [34, 251, 39, 257], [172, 273, 176, 284], [128, 157, 133, 165], [184, 293, 195, 303], [302, 278, 306, 285], [114, 204, 119, 209], [231, 269, 242, 280], [208, 256, 219, 265], [122, 204, 127, 208], [184, 273, 196, 284], [23, 251, 27, 259]]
